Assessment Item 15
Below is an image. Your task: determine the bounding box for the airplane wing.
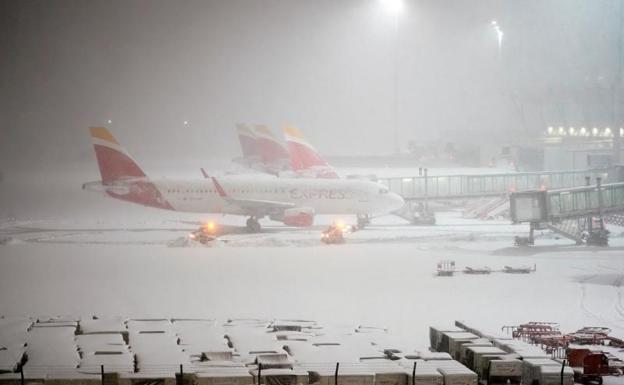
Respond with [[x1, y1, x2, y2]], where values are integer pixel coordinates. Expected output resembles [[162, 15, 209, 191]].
[[210, 176, 295, 214]]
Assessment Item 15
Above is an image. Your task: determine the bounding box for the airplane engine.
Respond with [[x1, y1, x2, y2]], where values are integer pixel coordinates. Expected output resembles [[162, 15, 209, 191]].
[[279, 207, 315, 227]]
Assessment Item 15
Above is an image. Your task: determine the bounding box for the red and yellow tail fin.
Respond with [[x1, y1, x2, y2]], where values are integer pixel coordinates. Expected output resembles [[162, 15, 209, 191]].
[[89, 127, 146, 183], [283, 126, 338, 178]]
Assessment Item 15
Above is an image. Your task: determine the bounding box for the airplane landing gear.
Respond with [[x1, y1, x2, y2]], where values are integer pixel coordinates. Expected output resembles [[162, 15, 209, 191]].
[[246, 216, 261, 233], [357, 213, 371, 229]]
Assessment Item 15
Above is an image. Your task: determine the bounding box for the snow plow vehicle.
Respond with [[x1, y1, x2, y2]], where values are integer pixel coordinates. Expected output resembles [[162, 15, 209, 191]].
[[321, 222, 356, 244], [188, 222, 220, 245]]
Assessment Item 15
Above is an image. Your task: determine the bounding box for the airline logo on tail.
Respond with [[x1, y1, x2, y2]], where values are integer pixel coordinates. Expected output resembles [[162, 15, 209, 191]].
[[253, 125, 290, 165], [283, 126, 339, 179], [90, 127, 146, 183], [89, 127, 173, 210], [236, 123, 261, 161]]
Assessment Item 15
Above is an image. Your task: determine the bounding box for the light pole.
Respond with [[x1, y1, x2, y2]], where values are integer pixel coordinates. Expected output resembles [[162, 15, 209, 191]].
[[491, 20, 503, 60], [380, 0, 403, 154]]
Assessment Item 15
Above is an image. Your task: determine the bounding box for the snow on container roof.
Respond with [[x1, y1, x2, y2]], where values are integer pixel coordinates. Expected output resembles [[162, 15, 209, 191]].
[[25, 347, 80, 368], [75, 334, 127, 351], [442, 332, 477, 340], [275, 331, 316, 342], [430, 326, 464, 333], [128, 331, 179, 350], [37, 315, 80, 323], [225, 319, 270, 328], [0, 317, 32, 346], [174, 321, 228, 350], [27, 326, 76, 342], [255, 353, 293, 369], [272, 319, 318, 327], [184, 346, 234, 359], [466, 346, 505, 354], [127, 319, 173, 334], [32, 321, 78, 329], [416, 352, 453, 360], [79, 317, 126, 334], [173, 319, 217, 332], [78, 351, 135, 374], [0, 346, 25, 373], [194, 360, 245, 369], [522, 358, 560, 366]]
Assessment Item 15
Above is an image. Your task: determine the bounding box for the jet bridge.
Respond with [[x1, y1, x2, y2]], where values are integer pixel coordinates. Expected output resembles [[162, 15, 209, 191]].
[[510, 180, 624, 245], [379, 168, 608, 201]]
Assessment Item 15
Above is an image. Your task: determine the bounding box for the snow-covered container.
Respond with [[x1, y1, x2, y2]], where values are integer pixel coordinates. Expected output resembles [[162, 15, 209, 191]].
[[79, 317, 127, 335], [127, 319, 173, 335], [525, 364, 574, 385], [458, 340, 493, 365], [250, 367, 309, 385], [440, 333, 478, 359], [406, 364, 443, 385], [436, 367, 477, 385], [429, 327, 464, 353], [414, 352, 453, 361], [255, 353, 293, 369], [195, 367, 253, 385], [297, 363, 375, 385], [491, 340, 547, 359], [76, 334, 128, 352], [0, 346, 25, 373], [128, 330, 190, 374], [356, 362, 407, 385], [521, 359, 571, 385], [24, 325, 79, 376], [462, 346, 505, 375], [482, 357, 522, 385], [0, 317, 32, 348], [173, 319, 230, 360], [78, 351, 135, 374]]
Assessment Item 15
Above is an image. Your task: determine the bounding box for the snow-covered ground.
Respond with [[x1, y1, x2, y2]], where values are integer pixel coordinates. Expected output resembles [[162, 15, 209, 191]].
[[1, 165, 623, 358], [1, 210, 623, 349]]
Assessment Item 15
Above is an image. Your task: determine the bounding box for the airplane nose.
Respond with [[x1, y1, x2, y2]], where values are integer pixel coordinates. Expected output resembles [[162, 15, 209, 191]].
[[388, 192, 405, 211]]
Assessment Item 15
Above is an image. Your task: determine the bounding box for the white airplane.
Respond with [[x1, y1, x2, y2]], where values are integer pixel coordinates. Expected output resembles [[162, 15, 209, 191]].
[[85, 127, 405, 231]]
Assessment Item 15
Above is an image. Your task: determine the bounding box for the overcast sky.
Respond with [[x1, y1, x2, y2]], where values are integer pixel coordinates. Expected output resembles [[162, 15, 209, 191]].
[[1, 0, 622, 172]]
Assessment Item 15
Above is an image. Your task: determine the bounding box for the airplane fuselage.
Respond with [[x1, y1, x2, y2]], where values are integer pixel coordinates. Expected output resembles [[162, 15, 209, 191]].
[[100, 175, 403, 217]]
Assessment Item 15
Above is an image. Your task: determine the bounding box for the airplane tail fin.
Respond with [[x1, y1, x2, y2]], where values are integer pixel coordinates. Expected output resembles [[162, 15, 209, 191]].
[[254, 125, 289, 170], [89, 127, 146, 183], [236, 123, 260, 159], [283, 126, 338, 178]]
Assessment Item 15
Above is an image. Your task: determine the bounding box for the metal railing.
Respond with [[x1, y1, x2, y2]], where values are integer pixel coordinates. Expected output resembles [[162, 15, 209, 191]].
[[546, 182, 624, 219], [378, 169, 608, 200]]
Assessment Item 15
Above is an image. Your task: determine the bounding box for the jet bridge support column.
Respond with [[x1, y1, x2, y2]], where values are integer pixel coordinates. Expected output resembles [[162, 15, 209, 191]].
[[585, 176, 593, 235]]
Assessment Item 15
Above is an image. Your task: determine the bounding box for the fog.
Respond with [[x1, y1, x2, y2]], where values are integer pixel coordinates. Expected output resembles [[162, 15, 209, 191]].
[[1, 0, 622, 173]]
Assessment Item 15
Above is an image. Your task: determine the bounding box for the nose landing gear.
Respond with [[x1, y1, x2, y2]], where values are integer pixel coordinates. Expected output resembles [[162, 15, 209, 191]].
[[356, 213, 371, 229], [246, 216, 261, 233]]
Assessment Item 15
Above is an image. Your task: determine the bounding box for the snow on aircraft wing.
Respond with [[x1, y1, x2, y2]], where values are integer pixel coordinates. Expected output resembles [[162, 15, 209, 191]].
[[210, 176, 295, 212]]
